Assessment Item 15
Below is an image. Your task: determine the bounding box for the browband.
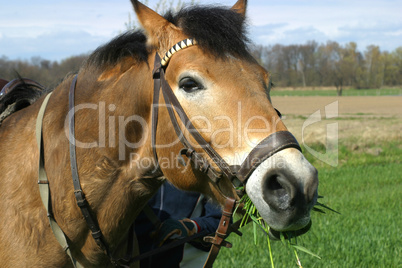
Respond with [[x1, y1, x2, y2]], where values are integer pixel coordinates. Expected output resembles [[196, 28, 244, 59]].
[[161, 38, 198, 66]]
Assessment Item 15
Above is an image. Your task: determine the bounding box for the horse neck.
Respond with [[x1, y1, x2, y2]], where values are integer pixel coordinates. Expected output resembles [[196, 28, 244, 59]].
[[46, 59, 163, 261]]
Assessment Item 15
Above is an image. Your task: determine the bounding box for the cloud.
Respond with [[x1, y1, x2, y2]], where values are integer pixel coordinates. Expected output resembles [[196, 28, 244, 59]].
[[250, 22, 402, 53], [246, 0, 402, 52], [336, 22, 402, 52], [251, 25, 328, 46], [1, 0, 401, 61], [0, 0, 132, 61]]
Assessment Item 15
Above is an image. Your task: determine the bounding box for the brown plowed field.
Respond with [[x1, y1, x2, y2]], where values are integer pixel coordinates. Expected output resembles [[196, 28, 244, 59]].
[[271, 96, 402, 146]]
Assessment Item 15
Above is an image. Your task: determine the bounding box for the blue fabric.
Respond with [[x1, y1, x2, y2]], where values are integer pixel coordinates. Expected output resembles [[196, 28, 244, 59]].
[[135, 182, 222, 268]]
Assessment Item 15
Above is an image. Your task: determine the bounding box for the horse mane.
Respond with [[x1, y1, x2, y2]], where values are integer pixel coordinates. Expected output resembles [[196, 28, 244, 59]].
[[86, 4, 251, 70], [0, 78, 46, 126], [86, 31, 149, 69]]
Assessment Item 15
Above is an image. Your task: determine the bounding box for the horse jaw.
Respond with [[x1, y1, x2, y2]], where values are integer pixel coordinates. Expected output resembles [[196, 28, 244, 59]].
[[245, 148, 318, 233]]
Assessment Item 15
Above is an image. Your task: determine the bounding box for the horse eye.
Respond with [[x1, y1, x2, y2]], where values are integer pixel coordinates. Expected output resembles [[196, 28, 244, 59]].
[[179, 77, 203, 93]]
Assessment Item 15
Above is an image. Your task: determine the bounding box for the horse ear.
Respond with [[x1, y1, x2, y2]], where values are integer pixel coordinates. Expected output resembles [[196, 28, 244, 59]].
[[231, 0, 247, 17], [130, 0, 173, 47]]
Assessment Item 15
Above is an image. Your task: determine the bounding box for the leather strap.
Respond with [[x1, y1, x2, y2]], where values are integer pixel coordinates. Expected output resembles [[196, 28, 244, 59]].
[[236, 131, 301, 183], [151, 62, 162, 170], [203, 198, 237, 268], [157, 55, 234, 180], [68, 75, 135, 267], [69, 75, 111, 254], [36, 92, 83, 268], [152, 54, 227, 189]]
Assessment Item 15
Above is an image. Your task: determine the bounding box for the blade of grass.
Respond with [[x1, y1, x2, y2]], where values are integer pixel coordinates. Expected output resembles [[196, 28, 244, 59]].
[[253, 221, 257, 245], [313, 207, 326, 214], [264, 225, 275, 268], [235, 191, 325, 268], [291, 245, 321, 260], [293, 247, 303, 268], [315, 202, 341, 214]]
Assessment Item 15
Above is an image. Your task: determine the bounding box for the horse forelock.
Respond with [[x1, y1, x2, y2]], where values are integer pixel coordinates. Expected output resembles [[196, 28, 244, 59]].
[[165, 5, 251, 59]]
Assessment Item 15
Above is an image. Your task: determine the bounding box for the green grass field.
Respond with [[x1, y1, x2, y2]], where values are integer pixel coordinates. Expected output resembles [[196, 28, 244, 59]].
[[214, 140, 401, 267], [270, 88, 402, 97]]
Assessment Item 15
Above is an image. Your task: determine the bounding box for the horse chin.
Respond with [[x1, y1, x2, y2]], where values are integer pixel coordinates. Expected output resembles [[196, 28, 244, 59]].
[[268, 220, 312, 240]]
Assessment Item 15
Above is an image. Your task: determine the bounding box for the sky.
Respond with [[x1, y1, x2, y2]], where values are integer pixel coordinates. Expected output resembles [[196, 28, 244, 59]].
[[1, 0, 401, 62]]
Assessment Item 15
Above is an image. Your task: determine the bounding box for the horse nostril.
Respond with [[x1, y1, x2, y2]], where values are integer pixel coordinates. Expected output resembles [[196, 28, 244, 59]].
[[267, 175, 286, 197], [263, 174, 296, 211]]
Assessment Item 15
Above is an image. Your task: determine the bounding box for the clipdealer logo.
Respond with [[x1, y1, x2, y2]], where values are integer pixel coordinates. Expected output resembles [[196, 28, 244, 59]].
[[302, 101, 339, 167]]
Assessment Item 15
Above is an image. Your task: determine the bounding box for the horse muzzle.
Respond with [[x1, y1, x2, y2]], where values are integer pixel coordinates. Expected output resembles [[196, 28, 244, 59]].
[[245, 147, 319, 234]]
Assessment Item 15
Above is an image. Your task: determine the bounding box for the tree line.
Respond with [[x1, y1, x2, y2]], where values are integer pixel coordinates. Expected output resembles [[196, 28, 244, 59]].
[[0, 54, 87, 89], [1, 41, 401, 95], [250, 41, 402, 95]]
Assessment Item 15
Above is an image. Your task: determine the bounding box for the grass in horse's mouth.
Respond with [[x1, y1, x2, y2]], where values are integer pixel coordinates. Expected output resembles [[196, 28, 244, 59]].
[[234, 190, 337, 268]]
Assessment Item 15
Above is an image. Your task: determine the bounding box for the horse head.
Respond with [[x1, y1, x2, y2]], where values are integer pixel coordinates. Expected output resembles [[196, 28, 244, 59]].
[[132, 0, 318, 237]]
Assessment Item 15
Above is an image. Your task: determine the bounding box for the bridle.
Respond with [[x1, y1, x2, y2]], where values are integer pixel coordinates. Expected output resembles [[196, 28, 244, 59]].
[[150, 38, 302, 267], [151, 38, 302, 196], [36, 38, 302, 268]]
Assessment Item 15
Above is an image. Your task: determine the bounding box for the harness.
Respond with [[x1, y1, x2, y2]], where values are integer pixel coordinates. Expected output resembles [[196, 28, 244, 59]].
[[35, 38, 301, 267]]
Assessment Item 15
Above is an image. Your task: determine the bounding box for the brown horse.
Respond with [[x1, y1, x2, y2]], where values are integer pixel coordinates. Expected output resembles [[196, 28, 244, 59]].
[[0, 0, 318, 267]]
